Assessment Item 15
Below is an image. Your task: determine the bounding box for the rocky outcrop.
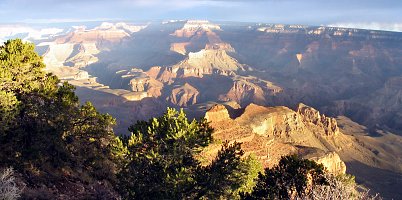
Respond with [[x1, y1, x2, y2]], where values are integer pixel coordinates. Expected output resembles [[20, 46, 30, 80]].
[[66, 43, 100, 68], [297, 103, 339, 136], [305, 152, 347, 175], [224, 80, 266, 106], [222, 76, 282, 106], [205, 105, 231, 122], [170, 42, 190, 55], [173, 20, 221, 38], [146, 66, 177, 83], [173, 49, 244, 78], [168, 83, 199, 106], [122, 69, 164, 97], [238, 104, 305, 138], [151, 47, 245, 82], [129, 78, 163, 97], [74, 71, 89, 80], [202, 103, 349, 175], [54, 25, 130, 44], [41, 22, 146, 73], [129, 77, 149, 92]]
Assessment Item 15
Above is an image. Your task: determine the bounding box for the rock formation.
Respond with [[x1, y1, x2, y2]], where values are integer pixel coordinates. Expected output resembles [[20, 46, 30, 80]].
[[172, 20, 221, 38], [204, 104, 231, 122], [74, 71, 89, 80], [296, 53, 302, 64], [297, 103, 340, 136], [202, 103, 347, 173], [171, 49, 244, 78], [304, 152, 347, 175], [40, 22, 146, 77], [222, 76, 282, 106], [168, 83, 199, 106]]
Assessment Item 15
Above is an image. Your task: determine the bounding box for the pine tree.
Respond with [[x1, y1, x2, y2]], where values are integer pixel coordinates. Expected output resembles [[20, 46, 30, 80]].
[[117, 108, 259, 199], [0, 39, 123, 196], [242, 155, 327, 200]]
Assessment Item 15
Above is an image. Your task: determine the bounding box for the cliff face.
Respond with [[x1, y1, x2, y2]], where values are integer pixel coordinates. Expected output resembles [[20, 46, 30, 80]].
[[237, 104, 305, 138], [172, 20, 221, 38], [202, 103, 402, 181], [204, 104, 231, 122], [297, 103, 340, 136], [40, 22, 146, 80], [305, 152, 347, 175], [202, 103, 347, 175], [222, 77, 282, 106], [167, 83, 199, 106]]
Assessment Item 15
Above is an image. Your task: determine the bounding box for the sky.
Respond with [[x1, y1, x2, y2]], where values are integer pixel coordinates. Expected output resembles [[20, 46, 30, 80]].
[[1, 0, 402, 31]]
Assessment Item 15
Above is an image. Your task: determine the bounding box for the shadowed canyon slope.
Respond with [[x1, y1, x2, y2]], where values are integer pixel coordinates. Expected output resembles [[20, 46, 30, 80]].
[[3, 20, 402, 198]]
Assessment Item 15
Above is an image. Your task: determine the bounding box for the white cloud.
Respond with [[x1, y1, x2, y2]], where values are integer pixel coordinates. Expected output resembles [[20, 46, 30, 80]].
[[329, 22, 402, 32], [0, 25, 64, 42]]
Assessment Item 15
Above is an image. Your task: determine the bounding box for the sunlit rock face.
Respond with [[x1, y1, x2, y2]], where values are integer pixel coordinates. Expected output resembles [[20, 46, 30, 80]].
[[174, 49, 243, 78], [172, 20, 221, 38], [204, 104, 230, 122], [306, 152, 347, 175], [202, 103, 350, 175], [297, 103, 339, 136], [38, 22, 147, 81]]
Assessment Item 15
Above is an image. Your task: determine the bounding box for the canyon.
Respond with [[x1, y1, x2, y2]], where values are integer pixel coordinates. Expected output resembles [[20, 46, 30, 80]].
[[2, 20, 402, 198]]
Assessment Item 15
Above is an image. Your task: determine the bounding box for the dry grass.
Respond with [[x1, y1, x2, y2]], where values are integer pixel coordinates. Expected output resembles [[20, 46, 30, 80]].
[[0, 168, 22, 200]]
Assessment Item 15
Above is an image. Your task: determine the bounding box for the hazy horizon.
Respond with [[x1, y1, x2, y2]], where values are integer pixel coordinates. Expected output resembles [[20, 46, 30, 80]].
[[1, 0, 402, 32]]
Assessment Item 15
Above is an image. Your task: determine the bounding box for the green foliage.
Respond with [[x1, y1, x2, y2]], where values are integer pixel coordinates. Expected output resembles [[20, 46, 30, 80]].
[[0, 39, 122, 186], [0, 39, 49, 130], [235, 154, 263, 197], [243, 155, 327, 200], [117, 108, 258, 199], [118, 108, 213, 199], [0, 39, 46, 94], [192, 141, 259, 199]]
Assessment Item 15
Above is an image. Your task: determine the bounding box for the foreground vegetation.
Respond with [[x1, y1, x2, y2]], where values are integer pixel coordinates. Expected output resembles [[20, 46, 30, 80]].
[[0, 39, 381, 199]]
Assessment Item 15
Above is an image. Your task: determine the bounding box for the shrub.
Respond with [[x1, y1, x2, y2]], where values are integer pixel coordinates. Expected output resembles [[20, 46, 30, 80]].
[[0, 168, 22, 200]]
